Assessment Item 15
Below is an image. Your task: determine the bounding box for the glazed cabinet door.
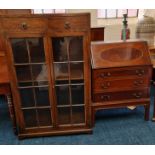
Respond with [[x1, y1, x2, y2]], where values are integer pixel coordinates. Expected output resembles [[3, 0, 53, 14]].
[[51, 36, 86, 127], [10, 38, 53, 130]]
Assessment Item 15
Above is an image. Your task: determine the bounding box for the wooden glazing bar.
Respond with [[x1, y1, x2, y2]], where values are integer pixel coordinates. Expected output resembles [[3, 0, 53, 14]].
[[26, 39, 40, 127]]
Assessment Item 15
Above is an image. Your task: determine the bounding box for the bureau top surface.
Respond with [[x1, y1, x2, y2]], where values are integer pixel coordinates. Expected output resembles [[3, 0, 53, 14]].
[[91, 40, 152, 69], [0, 13, 90, 18]]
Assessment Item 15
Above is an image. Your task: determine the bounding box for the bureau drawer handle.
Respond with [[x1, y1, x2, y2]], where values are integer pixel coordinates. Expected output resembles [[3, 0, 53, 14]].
[[100, 95, 110, 101], [101, 82, 110, 89], [107, 72, 111, 77], [136, 70, 145, 76], [133, 92, 142, 98], [100, 72, 111, 78], [100, 73, 105, 78], [64, 22, 71, 29], [134, 80, 144, 86], [21, 22, 28, 30]]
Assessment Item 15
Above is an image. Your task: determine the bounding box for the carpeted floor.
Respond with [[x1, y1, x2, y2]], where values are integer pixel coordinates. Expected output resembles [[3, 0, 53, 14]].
[[1, 88, 155, 145]]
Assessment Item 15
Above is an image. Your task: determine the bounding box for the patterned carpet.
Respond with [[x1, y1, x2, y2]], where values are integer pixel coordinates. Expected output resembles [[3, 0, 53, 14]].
[[1, 90, 155, 145]]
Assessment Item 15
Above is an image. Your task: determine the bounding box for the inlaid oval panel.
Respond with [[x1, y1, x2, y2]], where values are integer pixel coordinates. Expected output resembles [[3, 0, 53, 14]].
[[101, 47, 143, 62]]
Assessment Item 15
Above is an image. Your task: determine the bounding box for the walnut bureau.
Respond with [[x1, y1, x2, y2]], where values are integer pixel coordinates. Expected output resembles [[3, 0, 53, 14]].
[[91, 40, 152, 125]]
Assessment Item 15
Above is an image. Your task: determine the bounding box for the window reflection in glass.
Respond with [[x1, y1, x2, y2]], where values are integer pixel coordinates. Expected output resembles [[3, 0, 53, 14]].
[[58, 107, 71, 125], [72, 106, 85, 124], [52, 37, 68, 62], [23, 109, 37, 127], [70, 62, 83, 80], [16, 65, 31, 82], [32, 64, 48, 81], [28, 38, 45, 63], [35, 87, 50, 106], [11, 39, 29, 63], [37, 109, 52, 126], [20, 88, 35, 107], [56, 85, 70, 105], [54, 63, 69, 81], [71, 85, 84, 105], [69, 37, 83, 61]]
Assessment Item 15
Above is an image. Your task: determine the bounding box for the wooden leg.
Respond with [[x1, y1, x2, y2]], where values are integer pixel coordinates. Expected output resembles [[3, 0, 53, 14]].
[[152, 91, 155, 121], [144, 104, 150, 121], [91, 108, 96, 127], [6, 94, 17, 135], [91, 108, 94, 126]]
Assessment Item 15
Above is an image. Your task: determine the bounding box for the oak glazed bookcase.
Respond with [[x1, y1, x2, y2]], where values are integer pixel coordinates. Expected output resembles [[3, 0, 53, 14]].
[[0, 13, 92, 138]]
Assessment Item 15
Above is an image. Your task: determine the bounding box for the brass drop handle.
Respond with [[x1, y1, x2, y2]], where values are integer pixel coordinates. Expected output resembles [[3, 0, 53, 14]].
[[133, 92, 142, 98], [138, 72, 144, 76], [107, 72, 111, 77], [100, 73, 105, 78], [21, 22, 28, 30], [136, 69, 145, 76], [101, 82, 110, 89], [100, 95, 110, 101], [141, 70, 145, 73], [100, 72, 111, 78], [64, 22, 71, 29], [134, 80, 144, 86]]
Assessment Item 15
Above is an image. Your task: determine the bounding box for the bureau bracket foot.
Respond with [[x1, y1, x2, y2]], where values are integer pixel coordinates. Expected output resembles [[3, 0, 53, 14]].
[[144, 104, 150, 121]]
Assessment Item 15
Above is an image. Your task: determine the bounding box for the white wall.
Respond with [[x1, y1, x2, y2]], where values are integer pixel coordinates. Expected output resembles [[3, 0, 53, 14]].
[[66, 9, 97, 27], [97, 18, 138, 41], [67, 9, 137, 41], [67, 9, 155, 41]]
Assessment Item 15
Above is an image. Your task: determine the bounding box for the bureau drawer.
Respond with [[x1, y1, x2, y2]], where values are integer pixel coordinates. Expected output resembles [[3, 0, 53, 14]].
[[93, 67, 150, 80], [92, 89, 149, 102], [93, 77, 149, 93], [48, 15, 90, 31], [2, 18, 47, 32]]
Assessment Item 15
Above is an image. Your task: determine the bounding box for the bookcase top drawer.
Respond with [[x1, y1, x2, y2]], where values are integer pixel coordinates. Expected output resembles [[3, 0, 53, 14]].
[[48, 15, 90, 31], [1, 17, 47, 33]]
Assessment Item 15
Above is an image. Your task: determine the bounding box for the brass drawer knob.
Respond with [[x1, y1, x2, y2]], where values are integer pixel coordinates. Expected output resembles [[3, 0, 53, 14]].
[[21, 22, 28, 30], [64, 22, 71, 29], [100, 95, 110, 101], [133, 92, 142, 98]]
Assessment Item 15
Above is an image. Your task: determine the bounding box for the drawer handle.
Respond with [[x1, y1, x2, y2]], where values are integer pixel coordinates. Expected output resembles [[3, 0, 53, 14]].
[[101, 82, 110, 89], [107, 72, 111, 77], [21, 22, 28, 30], [100, 95, 110, 101], [133, 92, 142, 98], [64, 22, 71, 29], [136, 70, 145, 76], [134, 80, 144, 86], [100, 72, 111, 78], [100, 73, 105, 78]]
